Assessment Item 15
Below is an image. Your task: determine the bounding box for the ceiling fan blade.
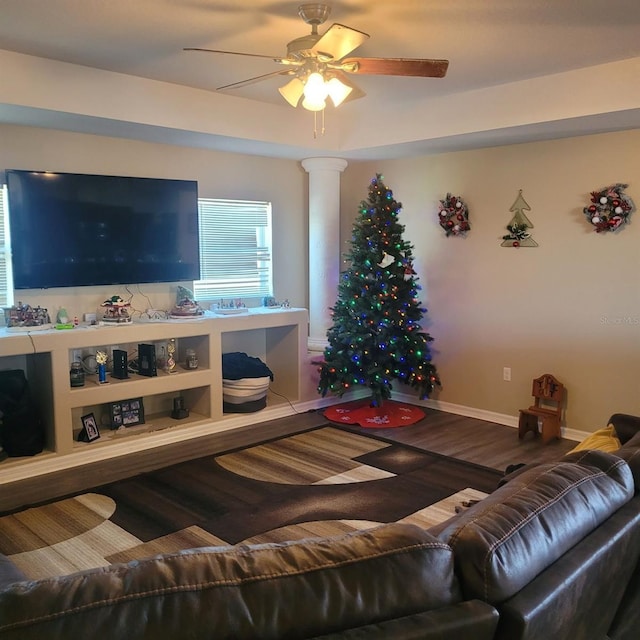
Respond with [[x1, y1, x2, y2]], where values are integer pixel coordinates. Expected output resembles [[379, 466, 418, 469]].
[[340, 57, 449, 78], [184, 47, 286, 63], [217, 69, 292, 91], [310, 23, 369, 61]]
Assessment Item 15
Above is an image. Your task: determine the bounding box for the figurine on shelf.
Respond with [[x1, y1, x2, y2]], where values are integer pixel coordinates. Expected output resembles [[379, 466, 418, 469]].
[[170, 286, 204, 318], [4, 302, 51, 329], [56, 307, 70, 324], [165, 339, 177, 374], [211, 298, 249, 314], [96, 350, 108, 383], [100, 296, 132, 324]]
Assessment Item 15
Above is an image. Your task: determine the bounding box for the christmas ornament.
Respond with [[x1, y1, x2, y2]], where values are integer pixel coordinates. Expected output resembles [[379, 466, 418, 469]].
[[404, 263, 416, 281], [438, 193, 470, 237], [583, 183, 635, 233], [378, 252, 395, 268], [501, 190, 538, 247]]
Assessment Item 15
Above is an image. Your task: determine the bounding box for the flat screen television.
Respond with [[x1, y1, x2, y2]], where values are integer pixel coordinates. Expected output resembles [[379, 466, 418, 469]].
[[6, 170, 200, 289]]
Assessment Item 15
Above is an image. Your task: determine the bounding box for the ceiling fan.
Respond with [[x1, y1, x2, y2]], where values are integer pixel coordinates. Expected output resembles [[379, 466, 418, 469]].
[[184, 3, 449, 113]]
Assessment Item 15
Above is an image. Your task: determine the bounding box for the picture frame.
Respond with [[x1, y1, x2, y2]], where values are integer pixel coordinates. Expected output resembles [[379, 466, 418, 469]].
[[109, 397, 145, 430], [80, 412, 101, 442]]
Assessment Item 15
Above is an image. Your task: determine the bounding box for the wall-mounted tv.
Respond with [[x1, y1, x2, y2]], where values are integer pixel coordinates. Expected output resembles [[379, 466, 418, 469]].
[[6, 170, 200, 290]]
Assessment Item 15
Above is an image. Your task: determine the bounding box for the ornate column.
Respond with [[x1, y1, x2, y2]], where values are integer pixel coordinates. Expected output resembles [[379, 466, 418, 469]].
[[301, 157, 348, 352]]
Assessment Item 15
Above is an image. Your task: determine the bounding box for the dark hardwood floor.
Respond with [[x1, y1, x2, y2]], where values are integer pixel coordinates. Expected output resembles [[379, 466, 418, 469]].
[[337, 407, 579, 472], [1, 405, 578, 513]]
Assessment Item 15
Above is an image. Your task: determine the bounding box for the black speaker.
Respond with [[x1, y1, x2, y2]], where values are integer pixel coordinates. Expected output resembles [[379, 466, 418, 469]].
[[170, 396, 189, 420], [138, 343, 157, 377], [111, 349, 129, 379]]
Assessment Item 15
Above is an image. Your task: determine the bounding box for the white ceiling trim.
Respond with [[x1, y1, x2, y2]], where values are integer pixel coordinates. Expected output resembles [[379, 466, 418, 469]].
[[1, 49, 639, 161]]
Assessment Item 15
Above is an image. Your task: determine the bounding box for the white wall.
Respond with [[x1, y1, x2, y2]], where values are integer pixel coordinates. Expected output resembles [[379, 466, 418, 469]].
[[341, 130, 640, 431], [0, 124, 309, 319]]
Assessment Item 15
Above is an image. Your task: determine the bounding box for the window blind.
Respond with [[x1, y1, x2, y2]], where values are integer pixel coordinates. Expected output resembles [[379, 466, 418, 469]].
[[0, 185, 12, 308], [194, 198, 273, 301]]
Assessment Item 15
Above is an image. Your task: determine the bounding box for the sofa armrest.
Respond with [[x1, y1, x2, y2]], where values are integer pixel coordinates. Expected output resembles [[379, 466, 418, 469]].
[[494, 497, 640, 640], [607, 555, 640, 640], [609, 414, 640, 445], [433, 451, 634, 604]]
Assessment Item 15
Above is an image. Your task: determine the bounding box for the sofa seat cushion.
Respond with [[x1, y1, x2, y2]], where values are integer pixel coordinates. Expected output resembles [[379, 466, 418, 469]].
[[433, 451, 634, 605], [567, 424, 621, 454], [310, 600, 499, 640], [0, 523, 461, 640]]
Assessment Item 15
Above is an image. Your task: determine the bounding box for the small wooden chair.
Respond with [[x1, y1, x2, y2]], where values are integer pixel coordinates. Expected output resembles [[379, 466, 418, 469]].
[[518, 374, 565, 444]]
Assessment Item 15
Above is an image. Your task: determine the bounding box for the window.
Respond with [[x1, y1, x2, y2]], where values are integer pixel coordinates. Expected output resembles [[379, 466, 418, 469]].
[[194, 198, 273, 302], [0, 185, 13, 307]]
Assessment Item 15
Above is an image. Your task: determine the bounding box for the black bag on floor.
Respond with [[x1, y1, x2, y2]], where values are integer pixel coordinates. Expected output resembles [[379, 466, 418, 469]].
[[0, 369, 45, 457]]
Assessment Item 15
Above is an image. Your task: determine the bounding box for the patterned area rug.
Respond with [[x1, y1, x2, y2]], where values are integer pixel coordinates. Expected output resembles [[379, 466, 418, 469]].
[[0, 425, 501, 580]]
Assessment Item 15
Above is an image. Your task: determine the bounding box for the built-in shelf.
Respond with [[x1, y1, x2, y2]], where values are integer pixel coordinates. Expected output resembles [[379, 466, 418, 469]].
[[0, 308, 308, 483]]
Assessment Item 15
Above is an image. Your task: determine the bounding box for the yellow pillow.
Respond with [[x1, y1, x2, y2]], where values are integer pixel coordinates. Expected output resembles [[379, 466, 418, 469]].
[[568, 424, 621, 454]]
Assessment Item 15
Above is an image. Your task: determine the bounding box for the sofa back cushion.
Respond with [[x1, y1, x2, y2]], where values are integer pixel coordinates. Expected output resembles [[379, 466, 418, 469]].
[[608, 413, 640, 445], [613, 430, 640, 491], [434, 451, 633, 604], [0, 523, 461, 640]]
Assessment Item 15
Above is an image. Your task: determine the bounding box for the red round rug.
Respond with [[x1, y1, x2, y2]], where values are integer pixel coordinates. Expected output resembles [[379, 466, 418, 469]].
[[323, 399, 425, 428]]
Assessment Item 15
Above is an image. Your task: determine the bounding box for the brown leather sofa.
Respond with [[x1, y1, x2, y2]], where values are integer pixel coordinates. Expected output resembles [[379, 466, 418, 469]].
[[1, 414, 639, 640]]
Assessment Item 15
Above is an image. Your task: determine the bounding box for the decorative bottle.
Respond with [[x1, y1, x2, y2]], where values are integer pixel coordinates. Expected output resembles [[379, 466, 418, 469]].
[[69, 362, 85, 387]]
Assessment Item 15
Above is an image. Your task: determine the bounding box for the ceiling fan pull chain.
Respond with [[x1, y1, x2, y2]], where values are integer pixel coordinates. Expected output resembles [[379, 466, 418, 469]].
[[312, 109, 327, 139]]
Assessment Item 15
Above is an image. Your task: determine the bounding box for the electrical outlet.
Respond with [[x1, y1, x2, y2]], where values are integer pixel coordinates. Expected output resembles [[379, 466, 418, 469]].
[[503, 367, 512, 381]]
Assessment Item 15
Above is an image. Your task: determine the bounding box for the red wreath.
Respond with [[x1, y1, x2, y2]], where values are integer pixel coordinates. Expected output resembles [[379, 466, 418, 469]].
[[583, 183, 635, 233], [438, 193, 470, 237]]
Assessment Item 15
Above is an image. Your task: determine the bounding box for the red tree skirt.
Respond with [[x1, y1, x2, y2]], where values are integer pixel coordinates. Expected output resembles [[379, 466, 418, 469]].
[[323, 399, 425, 428]]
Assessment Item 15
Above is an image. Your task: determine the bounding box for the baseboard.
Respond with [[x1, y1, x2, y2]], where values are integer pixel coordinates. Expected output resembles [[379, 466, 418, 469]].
[[391, 392, 589, 443]]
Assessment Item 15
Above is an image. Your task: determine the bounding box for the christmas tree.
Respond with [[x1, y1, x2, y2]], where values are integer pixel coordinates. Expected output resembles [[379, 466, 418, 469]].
[[317, 174, 441, 407]]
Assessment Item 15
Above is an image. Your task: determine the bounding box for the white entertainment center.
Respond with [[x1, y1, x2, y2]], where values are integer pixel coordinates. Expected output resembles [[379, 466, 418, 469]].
[[0, 307, 308, 485]]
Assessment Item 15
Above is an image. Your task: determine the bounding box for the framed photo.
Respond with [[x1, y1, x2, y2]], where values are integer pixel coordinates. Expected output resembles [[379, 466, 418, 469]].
[[109, 397, 145, 429], [80, 412, 101, 442]]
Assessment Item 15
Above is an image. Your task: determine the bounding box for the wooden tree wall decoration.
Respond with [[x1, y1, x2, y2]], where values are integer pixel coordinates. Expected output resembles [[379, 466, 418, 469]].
[[501, 190, 538, 247]]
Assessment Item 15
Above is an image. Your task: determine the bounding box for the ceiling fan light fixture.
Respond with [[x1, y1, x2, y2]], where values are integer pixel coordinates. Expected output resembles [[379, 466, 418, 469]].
[[301, 96, 327, 111], [278, 77, 305, 107], [302, 71, 328, 111], [326, 76, 352, 107]]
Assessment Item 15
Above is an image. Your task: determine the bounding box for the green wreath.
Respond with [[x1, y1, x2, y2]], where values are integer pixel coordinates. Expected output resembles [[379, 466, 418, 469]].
[[583, 183, 635, 233], [438, 193, 470, 237]]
